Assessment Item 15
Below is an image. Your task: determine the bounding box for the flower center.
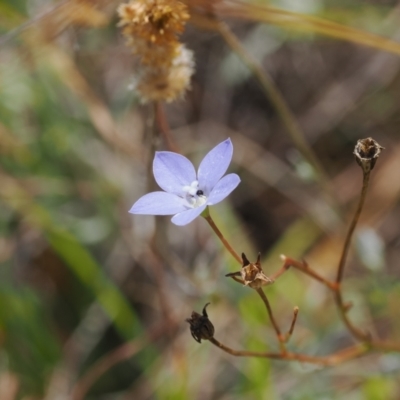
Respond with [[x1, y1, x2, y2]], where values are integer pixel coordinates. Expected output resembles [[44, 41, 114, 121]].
[[182, 181, 207, 208]]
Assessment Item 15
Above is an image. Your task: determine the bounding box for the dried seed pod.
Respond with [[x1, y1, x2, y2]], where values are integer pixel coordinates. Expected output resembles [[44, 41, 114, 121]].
[[354, 137, 384, 173], [186, 303, 215, 343], [226, 253, 274, 289]]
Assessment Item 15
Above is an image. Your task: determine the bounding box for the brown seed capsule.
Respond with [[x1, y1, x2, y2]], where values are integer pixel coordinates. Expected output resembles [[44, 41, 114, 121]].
[[226, 253, 274, 289], [186, 303, 214, 343], [354, 138, 384, 173]]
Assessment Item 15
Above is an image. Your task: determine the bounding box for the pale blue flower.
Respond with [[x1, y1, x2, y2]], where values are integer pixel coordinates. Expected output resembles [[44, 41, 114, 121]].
[[129, 138, 240, 226]]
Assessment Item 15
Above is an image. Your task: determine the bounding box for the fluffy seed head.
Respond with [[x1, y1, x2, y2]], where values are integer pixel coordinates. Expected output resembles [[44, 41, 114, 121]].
[[136, 45, 194, 102], [118, 0, 189, 46], [117, 0, 193, 102]]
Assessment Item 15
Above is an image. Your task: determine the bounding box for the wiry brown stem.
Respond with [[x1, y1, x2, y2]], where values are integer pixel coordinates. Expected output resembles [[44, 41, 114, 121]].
[[280, 255, 370, 341], [256, 288, 286, 351], [208, 337, 367, 366], [336, 171, 370, 284], [371, 340, 400, 352], [279, 256, 337, 290], [333, 290, 371, 342], [154, 101, 179, 153], [201, 138, 391, 360], [284, 307, 299, 343], [203, 211, 242, 264], [332, 147, 375, 342]]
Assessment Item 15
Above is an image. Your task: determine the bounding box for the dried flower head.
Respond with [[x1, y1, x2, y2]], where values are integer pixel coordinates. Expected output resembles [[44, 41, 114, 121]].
[[354, 137, 384, 173], [186, 303, 215, 343], [136, 45, 194, 102], [131, 39, 180, 66], [226, 253, 274, 289], [117, 0, 194, 102], [118, 0, 189, 46]]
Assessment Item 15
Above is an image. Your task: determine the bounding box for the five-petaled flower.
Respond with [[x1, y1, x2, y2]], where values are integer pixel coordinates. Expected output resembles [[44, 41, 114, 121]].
[[129, 138, 240, 226]]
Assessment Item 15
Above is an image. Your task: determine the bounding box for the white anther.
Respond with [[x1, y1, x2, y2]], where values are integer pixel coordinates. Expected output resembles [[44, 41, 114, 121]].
[[183, 180, 199, 196]]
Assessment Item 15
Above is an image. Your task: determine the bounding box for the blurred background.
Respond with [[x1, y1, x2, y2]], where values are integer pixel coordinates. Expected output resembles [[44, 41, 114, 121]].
[[1, 0, 400, 398]]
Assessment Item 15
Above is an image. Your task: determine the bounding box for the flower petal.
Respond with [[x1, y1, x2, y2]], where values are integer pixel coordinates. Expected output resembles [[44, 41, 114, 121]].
[[197, 138, 233, 195], [171, 204, 207, 226], [129, 192, 187, 215], [207, 173, 240, 205], [153, 152, 196, 195]]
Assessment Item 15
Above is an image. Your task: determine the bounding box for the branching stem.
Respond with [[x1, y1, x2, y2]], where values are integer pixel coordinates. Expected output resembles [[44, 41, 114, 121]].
[[208, 337, 367, 366], [332, 169, 372, 341], [202, 138, 391, 361], [284, 307, 299, 343], [256, 288, 286, 351], [278, 256, 337, 290]]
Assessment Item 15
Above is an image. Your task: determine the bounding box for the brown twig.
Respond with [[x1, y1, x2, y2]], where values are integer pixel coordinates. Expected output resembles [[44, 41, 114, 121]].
[[336, 172, 370, 284], [256, 288, 286, 351], [284, 307, 299, 343], [208, 337, 367, 366], [200, 138, 397, 362], [203, 209, 242, 264], [147, 106, 178, 336], [333, 290, 371, 342], [333, 138, 383, 342], [279, 255, 337, 290], [276, 254, 370, 341], [154, 101, 179, 152], [371, 340, 400, 353]]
